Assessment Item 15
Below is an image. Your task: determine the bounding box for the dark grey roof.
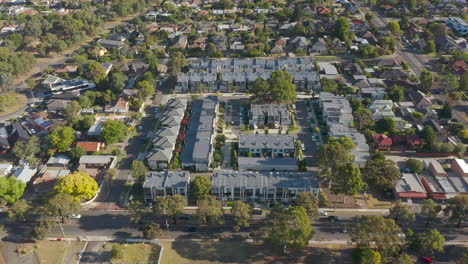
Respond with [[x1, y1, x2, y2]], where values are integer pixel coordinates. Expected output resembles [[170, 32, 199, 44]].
[[143, 170, 191, 189], [239, 134, 296, 150]]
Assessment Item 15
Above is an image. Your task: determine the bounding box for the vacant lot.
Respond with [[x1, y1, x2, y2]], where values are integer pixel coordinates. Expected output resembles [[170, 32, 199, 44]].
[[35, 241, 86, 264], [161, 240, 353, 264], [112, 243, 161, 264], [0, 93, 27, 117]]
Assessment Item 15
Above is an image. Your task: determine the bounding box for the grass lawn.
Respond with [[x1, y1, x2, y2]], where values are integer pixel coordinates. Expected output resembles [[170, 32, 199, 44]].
[[112, 243, 160, 264], [161, 240, 353, 264], [0, 93, 27, 117], [35, 241, 86, 264], [364, 193, 393, 209]]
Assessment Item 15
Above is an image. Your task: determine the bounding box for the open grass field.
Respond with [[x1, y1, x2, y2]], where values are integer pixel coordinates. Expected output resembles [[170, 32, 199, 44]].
[[112, 243, 161, 264], [35, 241, 86, 264], [0, 93, 27, 117], [161, 240, 353, 264]]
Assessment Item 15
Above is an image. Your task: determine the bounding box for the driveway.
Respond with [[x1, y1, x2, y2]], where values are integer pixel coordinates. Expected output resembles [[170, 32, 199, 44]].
[[295, 99, 319, 170]]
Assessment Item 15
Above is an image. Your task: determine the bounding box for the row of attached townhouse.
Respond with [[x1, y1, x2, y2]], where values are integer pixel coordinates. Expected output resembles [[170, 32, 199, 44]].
[[319, 92, 370, 166], [142, 169, 320, 204], [249, 104, 292, 128], [175, 58, 321, 93], [180, 96, 218, 172], [146, 98, 188, 169]]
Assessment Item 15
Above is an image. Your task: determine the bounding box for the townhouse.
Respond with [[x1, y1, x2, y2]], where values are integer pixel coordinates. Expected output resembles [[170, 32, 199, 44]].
[[175, 58, 320, 93], [142, 170, 191, 202], [249, 104, 291, 128], [180, 97, 218, 172], [211, 170, 320, 203]]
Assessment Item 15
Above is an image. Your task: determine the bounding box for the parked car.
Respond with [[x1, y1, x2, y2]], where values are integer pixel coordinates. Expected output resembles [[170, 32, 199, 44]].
[[301, 143, 305, 151], [69, 214, 81, 219], [253, 208, 263, 215], [319, 211, 328, 216], [420, 257, 432, 263], [328, 216, 340, 222]]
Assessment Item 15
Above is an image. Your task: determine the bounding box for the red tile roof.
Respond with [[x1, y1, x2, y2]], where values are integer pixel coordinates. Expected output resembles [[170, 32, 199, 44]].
[[374, 134, 392, 149], [76, 141, 104, 152]]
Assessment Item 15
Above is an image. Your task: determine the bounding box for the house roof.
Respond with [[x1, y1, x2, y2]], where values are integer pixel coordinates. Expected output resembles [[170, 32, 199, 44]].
[[47, 155, 71, 166], [76, 141, 104, 152], [395, 173, 426, 195], [13, 166, 37, 183], [374, 133, 393, 145], [452, 159, 468, 174], [239, 134, 296, 150], [79, 155, 114, 164]]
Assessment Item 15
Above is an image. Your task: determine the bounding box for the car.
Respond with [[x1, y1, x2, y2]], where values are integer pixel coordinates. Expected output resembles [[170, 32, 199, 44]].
[[420, 256, 433, 263], [274, 124, 279, 129], [188, 227, 197, 232], [301, 143, 305, 151], [69, 214, 81, 219], [154, 108, 159, 113], [253, 208, 263, 215], [231, 121, 234, 125], [319, 211, 328, 216], [328, 215, 340, 222]]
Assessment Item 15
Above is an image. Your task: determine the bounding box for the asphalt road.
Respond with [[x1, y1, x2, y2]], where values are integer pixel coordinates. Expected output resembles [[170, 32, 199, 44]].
[[295, 99, 319, 170]]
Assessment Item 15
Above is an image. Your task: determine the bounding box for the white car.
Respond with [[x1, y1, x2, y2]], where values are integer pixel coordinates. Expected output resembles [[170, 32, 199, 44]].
[[69, 214, 81, 219], [301, 143, 305, 151], [319, 211, 328, 216]]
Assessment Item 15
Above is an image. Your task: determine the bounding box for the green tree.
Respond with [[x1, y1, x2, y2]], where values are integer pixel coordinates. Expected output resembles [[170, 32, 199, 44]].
[[8, 199, 30, 221], [375, 117, 396, 135], [0, 177, 26, 204], [64, 101, 81, 123], [296, 192, 319, 218], [88, 61, 107, 83], [388, 201, 416, 225], [128, 201, 146, 224], [409, 229, 445, 256], [396, 253, 415, 264], [354, 108, 375, 131], [438, 102, 452, 119], [69, 146, 87, 159], [320, 78, 339, 94], [439, 73, 459, 93], [152, 194, 187, 224], [387, 85, 405, 102], [420, 125, 436, 145], [388, 21, 401, 34], [335, 17, 351, 42], [143, 223, 162, 239], [206, 43, 218, 58], [54, 171, 98, 202], [45, 193, 80, 223], [363, 155, 400, 191], [190, 176, 212, 202], [101, 120, 128, 144], [425, 40, 436, 53], [420, 199, 441, 227], [443, 195, 468, 227], [251, 78, 270, 102], [131, 160, 148, 183], [335, 163, 366, 199], [232, 200, 252, 231], [12, 136, 41, 161], [419, 69, 433, 93], [264, 206, 314, 253], [318, 140, 352, 188], [353, 247, 382, 264], [407, 159, 424, 173], [348, 215, 404, 257], [168, 52, 187, 77], [195, 195, 224, 224], [47, 126, 76, 152], [412, 111, 424, 120], [28, 217, 52, 241], [108, 70, 128, 92], [137, 80, 155, 98]]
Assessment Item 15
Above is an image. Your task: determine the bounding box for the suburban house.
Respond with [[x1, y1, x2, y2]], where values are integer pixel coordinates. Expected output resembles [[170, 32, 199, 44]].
[[78, 155, 117, 179], [76, 141, 106, 153], [368, 100, 396, 120], [359, 87, 387, 101], [0, 127, 10, 153], [374, 134, 392, 150], [0, 164, 13, 176], [249, 104, 291, 128], [142, 170, 191, 202], [394, 173, 427, 199], [427, 160, 448, 177], [211, 170, 320, 203], [409, 90, 432, 110], [446, 17, 468, 35], [13, 165, 37, 183], [452, 159, 468, 177], [310, 37, 327, 54], [46, 99, 71, 112], [105, 98, 129, 113], [46, 155, 70, 168], [33, 168, 69, 193], [181, 97, 218, 172]]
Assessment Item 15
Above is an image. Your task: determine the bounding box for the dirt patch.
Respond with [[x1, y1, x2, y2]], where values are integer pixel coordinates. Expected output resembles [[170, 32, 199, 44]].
[[0, 93, 27, 117]]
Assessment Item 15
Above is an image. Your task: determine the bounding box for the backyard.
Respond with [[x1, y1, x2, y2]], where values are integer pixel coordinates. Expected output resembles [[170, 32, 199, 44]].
[[161, 240, 353, 264]]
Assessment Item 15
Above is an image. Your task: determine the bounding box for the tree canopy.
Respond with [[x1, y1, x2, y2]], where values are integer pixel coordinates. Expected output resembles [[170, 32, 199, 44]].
[[232, 200, 252, 231], [101, 120, 128, 144], [388, 201, 416, 225], [13, 136, 41, 161], [363, 154, 400, 191], [45, 193, 81, 222], [190, 176, 212, 202], [443, 195, 468, 227], [153, 194, 187, 224], [54, 171, 98, 202], [47, 126, 76, 152], [131, 160, 148, 183], [0, 177, 26, 205], [195, 195, 224, 224], [296, 192, 319, 218], [251, 70, 297, 103]]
